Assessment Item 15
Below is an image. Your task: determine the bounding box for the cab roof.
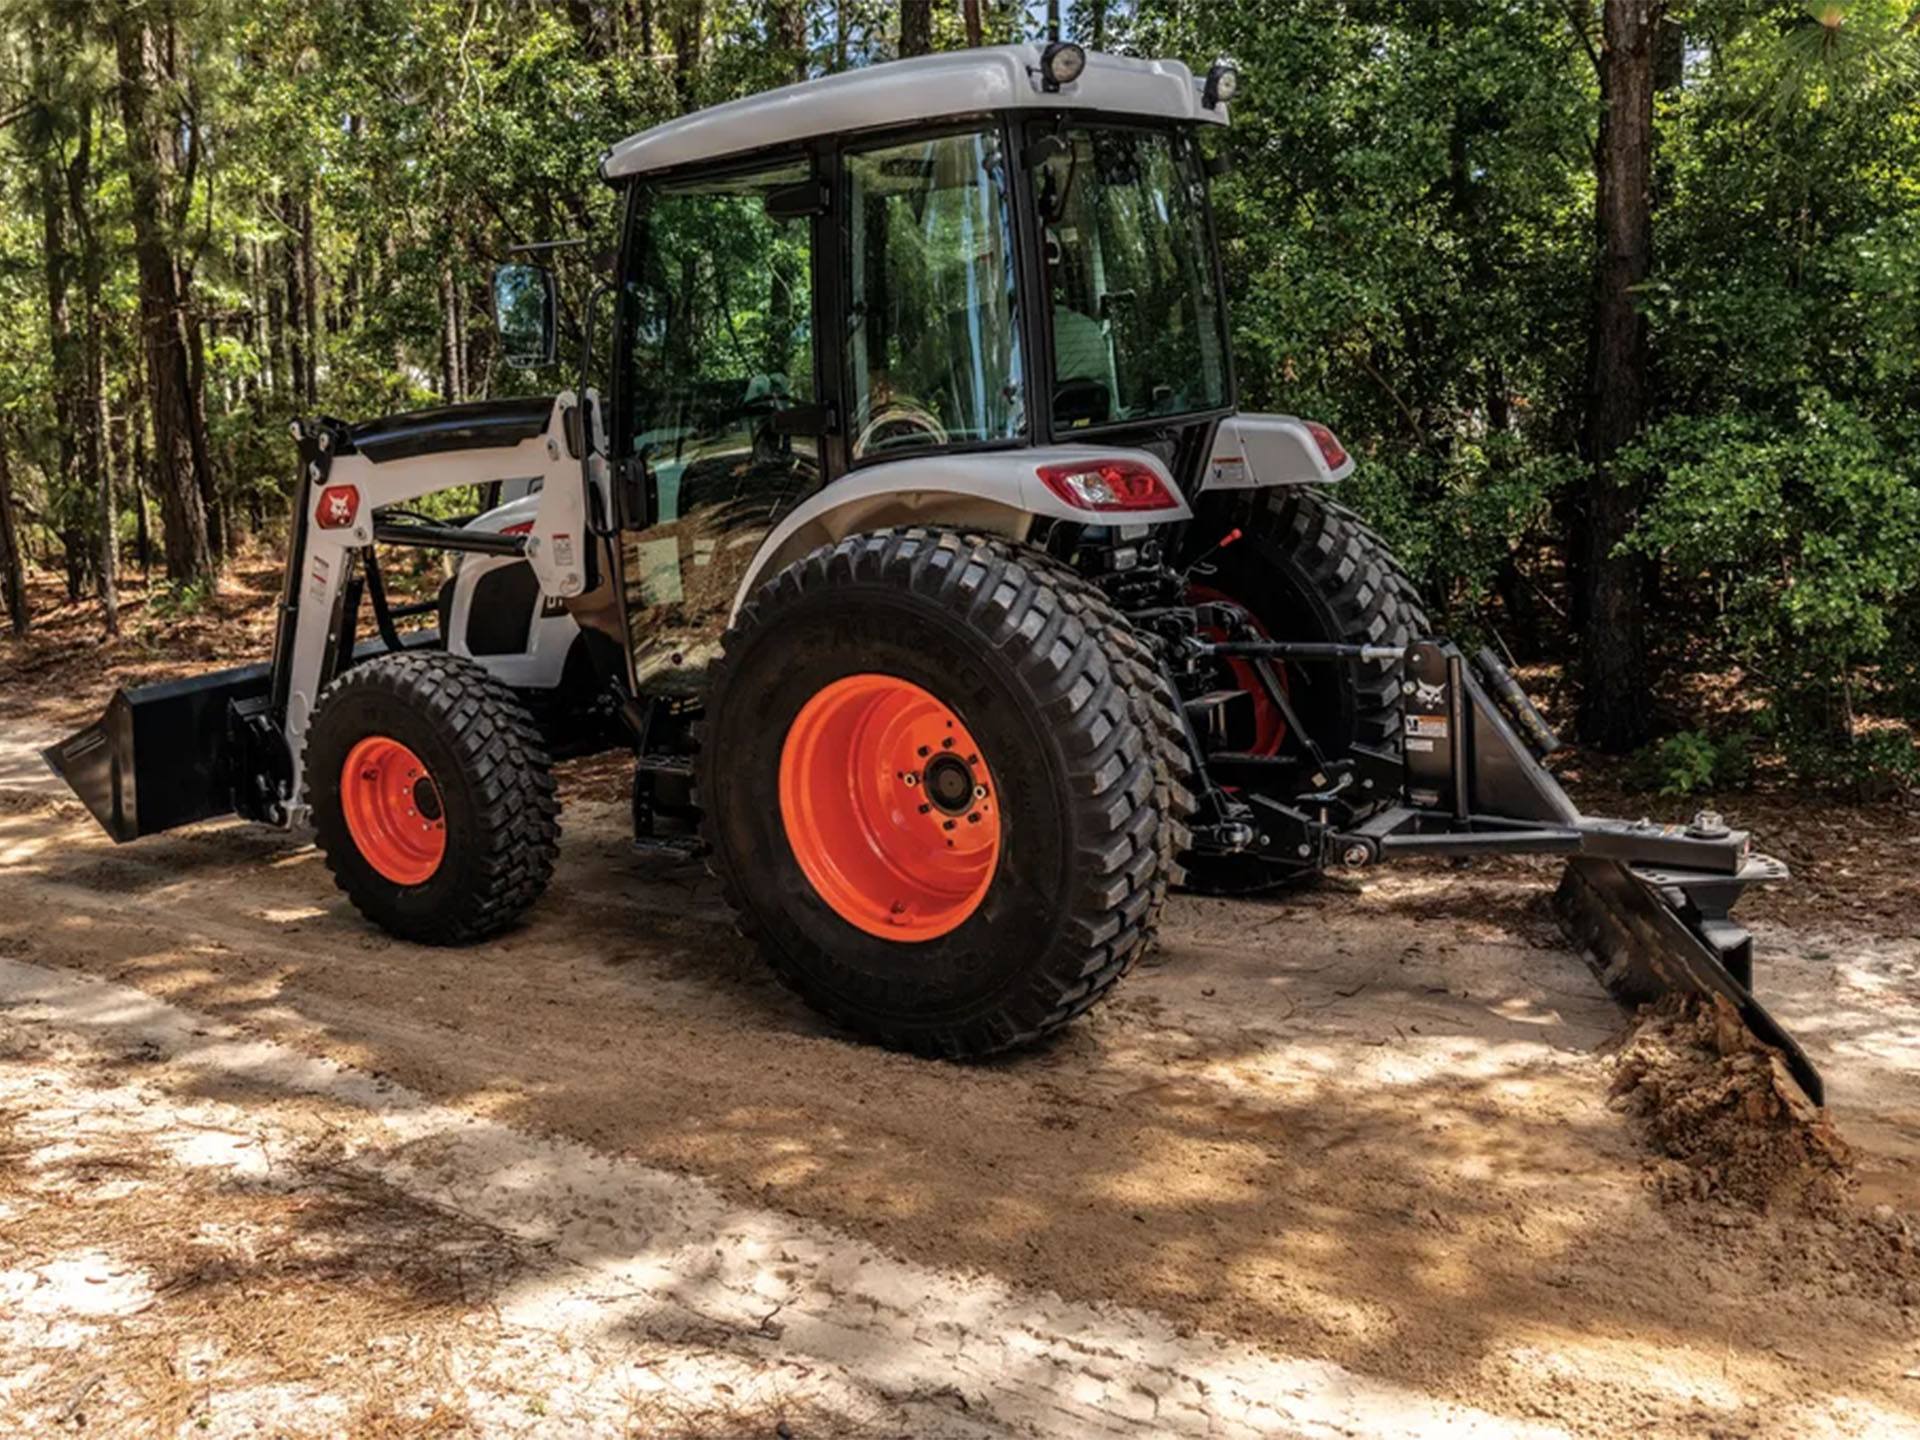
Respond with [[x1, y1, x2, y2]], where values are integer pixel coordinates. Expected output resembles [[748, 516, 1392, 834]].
[[600, 45, 1226, 181]]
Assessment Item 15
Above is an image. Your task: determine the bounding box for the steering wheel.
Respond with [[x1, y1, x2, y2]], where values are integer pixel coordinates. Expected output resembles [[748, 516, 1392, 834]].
[[856, 403, 949, 458]]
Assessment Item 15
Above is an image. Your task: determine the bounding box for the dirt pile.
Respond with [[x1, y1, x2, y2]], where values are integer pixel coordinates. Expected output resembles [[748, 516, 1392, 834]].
[[1611, 994, 1854, 1210]]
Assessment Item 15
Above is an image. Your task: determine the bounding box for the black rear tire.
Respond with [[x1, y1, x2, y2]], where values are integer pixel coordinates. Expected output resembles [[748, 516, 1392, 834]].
[[306, 651, 559, 943], [1183, 489, 1430, 896], [698, 528, 1181, 1059]]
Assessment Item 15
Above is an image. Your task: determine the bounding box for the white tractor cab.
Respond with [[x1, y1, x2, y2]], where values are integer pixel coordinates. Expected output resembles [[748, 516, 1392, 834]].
[[47, 44, 1821, 1100]]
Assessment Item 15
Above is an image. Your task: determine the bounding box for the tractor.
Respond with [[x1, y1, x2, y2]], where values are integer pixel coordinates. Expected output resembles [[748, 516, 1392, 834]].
[[45, 43, 1823, 1102]]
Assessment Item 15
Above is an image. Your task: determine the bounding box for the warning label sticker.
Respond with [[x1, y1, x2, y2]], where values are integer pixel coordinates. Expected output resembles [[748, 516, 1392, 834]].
[[1406, 715, 1449, 739]]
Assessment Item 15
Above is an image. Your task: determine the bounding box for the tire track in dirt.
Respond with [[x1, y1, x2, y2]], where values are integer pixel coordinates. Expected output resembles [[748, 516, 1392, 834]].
[[3, 790, 1918, 1436], [0, 956, 1563, 1439]]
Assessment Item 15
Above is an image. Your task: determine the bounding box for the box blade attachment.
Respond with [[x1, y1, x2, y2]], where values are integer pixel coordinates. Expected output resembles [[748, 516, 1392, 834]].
[[1555, 853, 1821, 1107]]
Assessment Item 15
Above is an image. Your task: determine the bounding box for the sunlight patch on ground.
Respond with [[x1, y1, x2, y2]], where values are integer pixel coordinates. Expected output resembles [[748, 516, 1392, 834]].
[[0, 954, 1575, 1440]]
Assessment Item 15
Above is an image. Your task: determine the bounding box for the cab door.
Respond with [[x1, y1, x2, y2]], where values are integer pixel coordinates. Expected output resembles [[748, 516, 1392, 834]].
[[611, 155, 826, 700]]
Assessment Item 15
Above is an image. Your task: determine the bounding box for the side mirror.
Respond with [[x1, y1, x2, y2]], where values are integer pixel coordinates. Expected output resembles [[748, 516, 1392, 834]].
[[494, 263, 558, 368]]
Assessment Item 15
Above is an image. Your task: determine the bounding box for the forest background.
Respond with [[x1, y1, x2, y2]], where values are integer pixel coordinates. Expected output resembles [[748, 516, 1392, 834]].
[[3, 0, 1917, 792]]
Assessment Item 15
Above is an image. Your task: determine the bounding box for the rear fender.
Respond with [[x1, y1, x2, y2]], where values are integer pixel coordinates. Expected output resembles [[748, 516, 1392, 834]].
[[1202, 413, 1354, 491], [728, 445, 1188, 621]]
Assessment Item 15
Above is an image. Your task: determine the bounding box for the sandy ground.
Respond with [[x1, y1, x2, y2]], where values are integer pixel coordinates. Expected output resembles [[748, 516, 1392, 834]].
[[0, 726, 1917, 1437]]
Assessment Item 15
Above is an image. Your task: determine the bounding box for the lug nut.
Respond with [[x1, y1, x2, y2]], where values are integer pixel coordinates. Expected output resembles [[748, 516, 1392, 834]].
[[943, 820, 956, 831], [903, 773, 919, 787], [973, 784, 988, 799]]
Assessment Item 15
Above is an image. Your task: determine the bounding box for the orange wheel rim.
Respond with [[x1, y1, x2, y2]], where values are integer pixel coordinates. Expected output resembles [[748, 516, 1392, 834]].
[[779, 674, 1001, 941], [340, 735, 447, 886], [1189, 582, 1289, 755]]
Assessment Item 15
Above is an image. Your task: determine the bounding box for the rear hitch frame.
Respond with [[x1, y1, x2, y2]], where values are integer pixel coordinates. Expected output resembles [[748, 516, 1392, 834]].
[[1181, 626, 1823, 1105]]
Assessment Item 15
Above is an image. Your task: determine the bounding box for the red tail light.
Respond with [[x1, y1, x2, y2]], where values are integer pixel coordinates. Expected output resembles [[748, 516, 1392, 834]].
[[501, 520, 535, 536], [1304, 422, 1348, 471], [1035, 459, 1177, 512]]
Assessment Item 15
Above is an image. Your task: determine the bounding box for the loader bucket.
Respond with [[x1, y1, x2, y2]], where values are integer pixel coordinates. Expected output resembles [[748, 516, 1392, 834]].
[[1556, 854, 1823, 1106], [43, 662, 271, 843]]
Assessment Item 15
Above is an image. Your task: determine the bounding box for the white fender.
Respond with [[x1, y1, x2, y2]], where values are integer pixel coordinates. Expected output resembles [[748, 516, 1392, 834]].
[[728, 445, 1189, 620], [1202, 413, 1355, 489]]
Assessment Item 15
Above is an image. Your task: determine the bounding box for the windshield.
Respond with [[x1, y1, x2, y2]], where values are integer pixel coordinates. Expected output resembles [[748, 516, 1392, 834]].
[[1034, 126, 1229, 430]]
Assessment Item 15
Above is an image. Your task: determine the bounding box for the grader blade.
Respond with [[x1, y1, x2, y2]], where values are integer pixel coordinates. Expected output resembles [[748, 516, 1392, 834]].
[[1556, 853, 1822, 1106]]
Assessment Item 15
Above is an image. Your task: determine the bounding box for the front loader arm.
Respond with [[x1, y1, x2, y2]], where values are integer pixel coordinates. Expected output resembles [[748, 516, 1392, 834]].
[[45, 393, 604, 845], [276, 393, 596, 819]]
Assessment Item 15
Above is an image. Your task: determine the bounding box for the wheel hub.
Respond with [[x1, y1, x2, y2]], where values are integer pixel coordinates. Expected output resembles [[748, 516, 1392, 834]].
[[923, 753, 976, 814], [778, 674, 1000, 941], [340, 736, 447, 886]]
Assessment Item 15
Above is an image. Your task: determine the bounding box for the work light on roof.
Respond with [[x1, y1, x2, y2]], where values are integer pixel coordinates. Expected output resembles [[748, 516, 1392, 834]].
[[1203, 59, 1239, 109], [1040, 41, 1087, 91]]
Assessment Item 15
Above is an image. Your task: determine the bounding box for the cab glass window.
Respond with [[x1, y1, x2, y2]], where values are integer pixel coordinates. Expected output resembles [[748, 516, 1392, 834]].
[[1033, 126, 1228, 430], [845, 130, 1024, 461], [618, 160, 818, 697], [625, 161, 817, 523]]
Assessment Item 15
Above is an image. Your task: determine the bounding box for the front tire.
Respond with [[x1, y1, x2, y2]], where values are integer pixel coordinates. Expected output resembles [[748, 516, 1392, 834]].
[[699, 529, 1180, 1058], [306, 651, 559, 943]]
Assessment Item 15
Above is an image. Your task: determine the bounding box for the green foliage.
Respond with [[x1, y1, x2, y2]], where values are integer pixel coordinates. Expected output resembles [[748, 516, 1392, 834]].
[[147, 576, 215, 620], [0, 0, 1917, 790], [1628, 729, 1755, 797], [1782, 725, 1920, 798], [1628, 393, 1920, 745]]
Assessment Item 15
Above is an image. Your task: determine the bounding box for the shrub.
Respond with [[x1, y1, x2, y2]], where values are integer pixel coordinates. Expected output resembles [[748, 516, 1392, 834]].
[[1628, 729, 1754, 797], [1628, 393, 1920, 761]]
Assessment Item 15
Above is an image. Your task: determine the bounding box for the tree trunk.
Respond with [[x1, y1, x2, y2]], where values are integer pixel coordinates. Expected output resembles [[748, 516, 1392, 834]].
[[775, 0, 808, 79], [36, 143, 81, 554], [1046, 0, 1060, 42], [267, 244, 289, 402], [566, 0, 610, 58], [282, 225, 307, 412], [1577, 0, 1660, 752], [0, 429, 26, 636], [98, 412, 118, 636], [300, 195, 319, 405], [963, 0, 983, 48], [66, 101, 110, 619], [439, 247, 465, 404], [113, 10, 214, 585], [671, 1, 704, 108], [183, 281, 223, 559], [131, 394, 152, 581], [900, 0, 932, 57]]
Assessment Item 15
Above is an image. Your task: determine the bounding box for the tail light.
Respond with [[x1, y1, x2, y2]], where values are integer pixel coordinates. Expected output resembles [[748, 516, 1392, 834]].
[[1303, 422, 1348, 471], [1035, 459, 1177, 512]]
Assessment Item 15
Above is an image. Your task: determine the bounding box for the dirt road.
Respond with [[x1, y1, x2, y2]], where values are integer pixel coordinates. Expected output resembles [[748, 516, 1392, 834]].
[[3, 760, 1918, 1436]]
